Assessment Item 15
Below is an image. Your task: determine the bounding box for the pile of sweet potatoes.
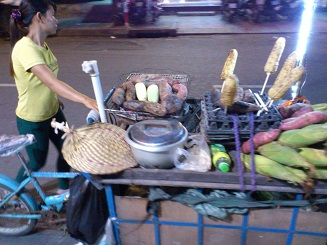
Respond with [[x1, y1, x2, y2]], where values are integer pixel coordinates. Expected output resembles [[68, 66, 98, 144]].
[[111, 75, 188, 117]]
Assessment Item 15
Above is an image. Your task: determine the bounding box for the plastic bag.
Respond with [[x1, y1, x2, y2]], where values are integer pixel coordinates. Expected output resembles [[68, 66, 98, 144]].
[[173, 134, 211, 172], [66, 175, 109, 244]]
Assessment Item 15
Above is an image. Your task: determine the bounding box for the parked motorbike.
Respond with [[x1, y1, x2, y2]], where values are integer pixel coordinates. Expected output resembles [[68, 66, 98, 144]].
[[150, 0, 162, 23], [278, 0, 304, 21], [129, 0, 147, 25], [221, 0, 241, 23], [113, 0, 125, 26], [252, 0, 281, 23]]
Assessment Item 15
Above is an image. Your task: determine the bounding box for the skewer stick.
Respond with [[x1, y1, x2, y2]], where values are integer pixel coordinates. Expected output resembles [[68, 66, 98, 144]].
[[260, 73, 270, 95], [224, 106, 228, 114], [248, 89, 260, 106], [254, 93, 268, 112]]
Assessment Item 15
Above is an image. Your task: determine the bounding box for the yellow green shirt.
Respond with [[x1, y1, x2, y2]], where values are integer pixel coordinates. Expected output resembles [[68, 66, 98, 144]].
[[12, 36, 59, 122]]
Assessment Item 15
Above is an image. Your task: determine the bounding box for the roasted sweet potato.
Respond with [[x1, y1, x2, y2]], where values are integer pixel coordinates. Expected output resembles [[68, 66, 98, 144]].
[[111, 87, 126, 106], [234, 86, 244, 102], [212, 88, 222, 107], [123, 100, 144, 111], [143, 101, 167, 116], [242, 89, 255, 103], [162, 94, 184, 114], [123, 100, 167, 116], [277, 103, 310, 119], [279, 111, 327, 131], [158, 82, 172, 101], [125, 82, 136, 101], [241, 129, 281, 154], [172, 83, 188, 99]]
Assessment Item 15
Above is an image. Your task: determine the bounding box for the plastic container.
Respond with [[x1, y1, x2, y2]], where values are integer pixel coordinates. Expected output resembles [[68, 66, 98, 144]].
[[210, 144, 231, 172]]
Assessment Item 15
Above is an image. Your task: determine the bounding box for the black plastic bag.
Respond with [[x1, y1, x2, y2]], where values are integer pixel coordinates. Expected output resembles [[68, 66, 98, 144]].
[[66, 175, 109, 244]]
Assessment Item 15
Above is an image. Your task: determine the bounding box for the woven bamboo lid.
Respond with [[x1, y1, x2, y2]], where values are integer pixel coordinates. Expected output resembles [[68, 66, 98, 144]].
[[61, 122, 138, 174]]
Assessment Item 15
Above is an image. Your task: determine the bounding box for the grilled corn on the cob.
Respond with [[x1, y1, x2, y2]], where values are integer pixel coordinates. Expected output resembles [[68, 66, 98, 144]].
[[221, 74, 239, 106], [264, 37, 286, 74], [268, 65, 305, 101], [220, 49, 238, 81]]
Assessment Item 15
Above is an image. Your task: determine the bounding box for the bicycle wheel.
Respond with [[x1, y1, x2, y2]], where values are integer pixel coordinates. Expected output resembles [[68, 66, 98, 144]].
[[0, 184, 38, 236]]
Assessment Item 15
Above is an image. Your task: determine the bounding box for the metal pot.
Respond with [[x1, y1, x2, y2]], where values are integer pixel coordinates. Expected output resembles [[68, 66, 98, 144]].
[[125, 119, 188, 169]]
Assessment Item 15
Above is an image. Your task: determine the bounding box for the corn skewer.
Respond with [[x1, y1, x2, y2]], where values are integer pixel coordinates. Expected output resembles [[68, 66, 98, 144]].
[[220, 49, 238, 81], [267, 65, 305, 105], [221, 74, 239, 114], [261, 37, 286, 95]]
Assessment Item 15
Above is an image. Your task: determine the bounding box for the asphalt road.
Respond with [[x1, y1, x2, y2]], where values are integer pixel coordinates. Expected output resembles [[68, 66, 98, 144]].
[[1, 33, 327, 178]]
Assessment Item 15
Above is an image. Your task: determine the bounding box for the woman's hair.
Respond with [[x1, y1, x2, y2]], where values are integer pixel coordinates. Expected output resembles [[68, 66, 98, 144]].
[[9, 0, 56, 76]]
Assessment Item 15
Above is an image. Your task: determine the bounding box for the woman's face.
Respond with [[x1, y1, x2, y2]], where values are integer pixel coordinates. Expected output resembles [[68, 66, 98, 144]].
[[40, 6, 58, 35]]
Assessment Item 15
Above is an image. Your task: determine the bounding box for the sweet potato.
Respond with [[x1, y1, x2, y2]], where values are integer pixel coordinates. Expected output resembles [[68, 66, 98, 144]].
[[234, 86, 244, 102], [279, 111, 327, 131], [158, 82, 172, 101], [291, 105, 313, 117], [123, 100, 167, 116], [111, 87, 126, 106], [211, 88, 222, 107], [143, 101, 167, 116], [125, 82, 136, 101], [241, 129, 281, 154], [242, 89, 255, 103], [123, 100, 144, 111], [277, 103, 308, 119], [172, 83, 188, 99], [162, 94, 184, 114]]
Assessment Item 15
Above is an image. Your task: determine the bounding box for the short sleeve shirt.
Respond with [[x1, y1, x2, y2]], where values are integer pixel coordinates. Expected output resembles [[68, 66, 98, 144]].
[[12, 37, 59, 122]]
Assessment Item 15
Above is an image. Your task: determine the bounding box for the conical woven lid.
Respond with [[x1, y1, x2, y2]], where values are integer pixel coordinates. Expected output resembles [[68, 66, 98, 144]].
[[62, 123, 138, 174]]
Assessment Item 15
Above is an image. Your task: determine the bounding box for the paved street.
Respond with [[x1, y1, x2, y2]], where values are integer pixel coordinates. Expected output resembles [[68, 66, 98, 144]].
[[0, 5, 326, 244]]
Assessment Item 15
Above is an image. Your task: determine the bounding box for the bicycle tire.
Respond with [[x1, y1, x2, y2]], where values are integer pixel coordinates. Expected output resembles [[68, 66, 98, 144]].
[[0, 184, 38, 236]]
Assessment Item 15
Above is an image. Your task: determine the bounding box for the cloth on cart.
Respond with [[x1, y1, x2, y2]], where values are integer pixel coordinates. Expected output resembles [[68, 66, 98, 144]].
[[147, 188, 325, 220]]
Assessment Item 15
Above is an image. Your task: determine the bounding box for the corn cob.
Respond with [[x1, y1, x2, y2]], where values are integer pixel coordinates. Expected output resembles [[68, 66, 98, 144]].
[[312, 103, 327, 113], [312, 168, 327, 180], [268, 65, 305, 101], [278, 124, 327, 148], [257, 141, 316, 173], [264, 37, 286, 74], [241, 153, 307, 186], [283, 165, 314, 194], [221, 74, 239, 106], [272, 51, 298, 88], [220, 49, 238, 81], [297, 148, 327, 167]]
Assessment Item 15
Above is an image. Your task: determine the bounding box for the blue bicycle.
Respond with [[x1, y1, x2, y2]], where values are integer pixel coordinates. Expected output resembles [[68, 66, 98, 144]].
[[0, 134, 77, 236]]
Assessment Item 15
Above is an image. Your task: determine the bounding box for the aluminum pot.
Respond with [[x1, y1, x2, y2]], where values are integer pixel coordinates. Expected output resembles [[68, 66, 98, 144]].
[[125, 119, 188, 169]]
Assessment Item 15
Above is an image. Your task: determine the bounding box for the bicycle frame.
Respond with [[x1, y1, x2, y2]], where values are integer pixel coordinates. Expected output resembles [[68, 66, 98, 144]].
[[0, 151, 77, 220]]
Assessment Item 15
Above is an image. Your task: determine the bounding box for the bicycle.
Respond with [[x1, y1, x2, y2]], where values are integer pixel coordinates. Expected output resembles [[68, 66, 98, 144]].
[[0, 134, 78, 236]]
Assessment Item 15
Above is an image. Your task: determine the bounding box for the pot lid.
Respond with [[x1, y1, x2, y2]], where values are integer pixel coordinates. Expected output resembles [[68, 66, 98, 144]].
[[128, 120, 187, 146]]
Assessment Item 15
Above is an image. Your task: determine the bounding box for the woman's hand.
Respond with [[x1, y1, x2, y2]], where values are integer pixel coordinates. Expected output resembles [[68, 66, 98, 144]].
[[83, 97, 98, 112]]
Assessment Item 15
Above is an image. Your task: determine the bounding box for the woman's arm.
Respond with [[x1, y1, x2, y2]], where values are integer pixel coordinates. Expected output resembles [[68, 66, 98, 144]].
[[31, 64, 98, 111]]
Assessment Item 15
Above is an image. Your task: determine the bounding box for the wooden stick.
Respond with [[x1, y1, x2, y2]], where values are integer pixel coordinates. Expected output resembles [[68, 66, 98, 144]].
[[260, 73, 270, 95]]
